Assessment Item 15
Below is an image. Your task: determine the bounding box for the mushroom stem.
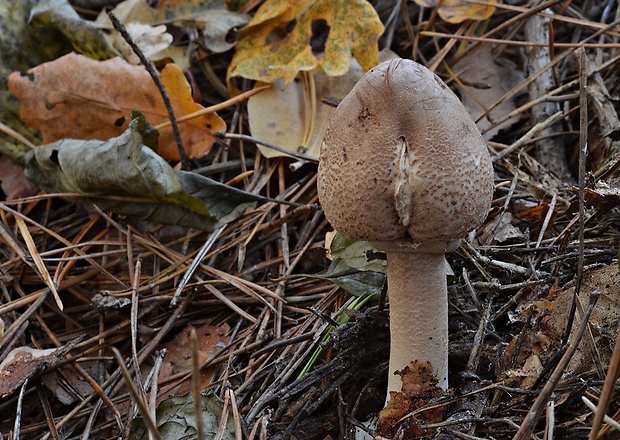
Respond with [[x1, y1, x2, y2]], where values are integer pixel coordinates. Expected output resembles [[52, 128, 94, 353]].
[[386, 251, 449, 397]]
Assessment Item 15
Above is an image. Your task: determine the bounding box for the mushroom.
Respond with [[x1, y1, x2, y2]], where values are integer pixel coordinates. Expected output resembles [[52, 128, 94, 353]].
[[317, 59, 494, 398]]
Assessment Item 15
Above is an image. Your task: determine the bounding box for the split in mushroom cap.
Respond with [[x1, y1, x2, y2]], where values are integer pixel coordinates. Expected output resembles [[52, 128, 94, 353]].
[[318, 58, 493, 252]]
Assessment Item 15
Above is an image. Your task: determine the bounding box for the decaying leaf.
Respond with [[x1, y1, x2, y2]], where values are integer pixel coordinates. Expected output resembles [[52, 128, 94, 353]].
[[23, 114, 265, 231], [130, 392, 237, 440], [569, 179, 620, 214], [228, 0, 384, 86], [414, 0, 497, 24], [107, 23, 173, 65], [479, 211, 523, 244], [0, 0, 70, 156], [91, 293, 132, 309], [454, 45, 524, 140], [8, 53, 225, 160], [0, 345, 71, 398], [507, 353, 544, 390], [97, 0, 250, 54], [328, 233, 386, 274], [247, 51, 397, 159], [247, 64, 363, 159], [30, 0, 118, 60], [504, 264, 620, 387], [378, 360, 445, 438], [40, 361, 104, 405], [550, 265, 620, 375], [0, 156, 39, 200], [155, 323, 230, 402]]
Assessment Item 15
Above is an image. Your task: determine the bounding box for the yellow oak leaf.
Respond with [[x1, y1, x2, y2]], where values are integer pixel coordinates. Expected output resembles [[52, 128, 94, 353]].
[[159, 63, 226, 160], [227, 0, 384, 86], [414, 0, 496, 24]]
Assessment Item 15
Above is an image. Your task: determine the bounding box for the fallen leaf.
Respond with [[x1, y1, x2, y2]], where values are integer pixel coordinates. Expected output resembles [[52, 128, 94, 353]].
[[107, 23, 173, 65], [0, 0, 70, 157], [414, 0, 497, 24], [155, 323, 230, 401], [303, 231, 386, 297], [319, 258, 386, 297], [228, 0, 384, 86], [512, 203, 550, 221], [550, 265, 620, 375], [378, 360, 445, 438], [160, 63, 226, 159], [130, 393, 236, 440], [247, 50, 397, 159], [30, 0, 118, 60], [0, 346, 70, 398], [97, 0, 250, 54], [91, 293, 132, 309], [40, 361, 104, 405], [454, 45, 524, 140], [8, 53, 225, 160], [569, 179, 620, 214], [505, 353, 544, 389], [200, 10, 252, 53], [479, 211, 523, 244], [0, 156, 39, 200], [329, 233, 386, 274], [23, 114, 264, 231]]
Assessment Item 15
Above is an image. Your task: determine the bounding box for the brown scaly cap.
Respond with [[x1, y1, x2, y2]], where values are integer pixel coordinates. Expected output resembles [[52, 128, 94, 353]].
[[317, 58, 494, 252]]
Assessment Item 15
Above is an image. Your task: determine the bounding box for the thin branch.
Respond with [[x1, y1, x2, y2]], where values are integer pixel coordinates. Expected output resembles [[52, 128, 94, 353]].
[[106, 9, 190, 168]]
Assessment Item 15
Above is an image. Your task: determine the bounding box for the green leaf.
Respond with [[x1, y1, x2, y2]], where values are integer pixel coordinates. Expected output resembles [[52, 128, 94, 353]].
[[24, 114, 265, 231], [329, 233, 387, 273], [321, 258, 385, 297]]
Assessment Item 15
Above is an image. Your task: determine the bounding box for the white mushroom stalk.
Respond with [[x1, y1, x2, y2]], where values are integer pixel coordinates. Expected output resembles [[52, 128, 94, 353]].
[[317, 59, 494, 400], [386, 251, 449, 393]]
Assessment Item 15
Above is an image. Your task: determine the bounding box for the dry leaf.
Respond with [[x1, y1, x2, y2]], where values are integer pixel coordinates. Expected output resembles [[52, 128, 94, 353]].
[[479, 211, 523, 244], [155, 323, 230, 402], [107, 23, 173, 65], [91, 293, 132, 309], [454, 45, 524, 140], [378, 360, 445, 438], [414, 0, 497, 23], [40, 361, 104, 405], [130, 393, 236, 440], [8, 53, 225, 160], [550, 265, 620, 375], [505, 354, 544, 390], [228, 0, 384, 86], [569, 179, 620, 214], [0, 346, 69, 398], [24, 114, 262, 231], [0, 156, 39, 200], [247, 50, 396, 159], [97, 0, 250, 54]]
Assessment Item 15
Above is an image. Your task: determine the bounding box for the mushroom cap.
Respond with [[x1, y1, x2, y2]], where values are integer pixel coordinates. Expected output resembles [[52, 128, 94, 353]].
[[317, 58, 494, 252]]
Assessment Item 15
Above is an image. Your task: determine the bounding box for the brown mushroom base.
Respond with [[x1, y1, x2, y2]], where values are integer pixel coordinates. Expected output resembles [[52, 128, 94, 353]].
[[385, 251, 448, 400]]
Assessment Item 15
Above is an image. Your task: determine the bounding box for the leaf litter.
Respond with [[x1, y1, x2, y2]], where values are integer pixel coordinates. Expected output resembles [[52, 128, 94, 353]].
[[1, 0, 620, 439]]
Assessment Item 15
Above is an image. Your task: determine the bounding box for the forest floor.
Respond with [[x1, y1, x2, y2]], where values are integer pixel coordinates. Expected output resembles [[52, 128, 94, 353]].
[[1, 0, 620, 439]]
